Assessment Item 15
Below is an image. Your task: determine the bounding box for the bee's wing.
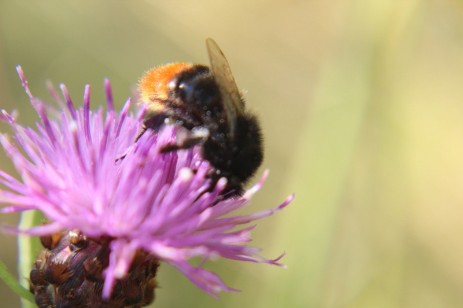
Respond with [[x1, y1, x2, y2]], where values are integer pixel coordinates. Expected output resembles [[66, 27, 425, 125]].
[[206, 38, 244, 139]]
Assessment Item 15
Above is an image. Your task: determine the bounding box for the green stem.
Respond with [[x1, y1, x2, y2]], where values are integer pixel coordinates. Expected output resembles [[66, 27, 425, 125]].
[[0, 259, 35, 303]]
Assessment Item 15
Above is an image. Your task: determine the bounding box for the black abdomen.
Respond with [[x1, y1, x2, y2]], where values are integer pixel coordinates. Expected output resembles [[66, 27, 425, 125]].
[[203, 114, 263, 194]]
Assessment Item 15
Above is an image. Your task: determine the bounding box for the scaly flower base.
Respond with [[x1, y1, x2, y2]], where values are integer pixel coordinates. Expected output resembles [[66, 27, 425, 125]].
[[30, 230, 159, 308], [0, 67, 293, 306]]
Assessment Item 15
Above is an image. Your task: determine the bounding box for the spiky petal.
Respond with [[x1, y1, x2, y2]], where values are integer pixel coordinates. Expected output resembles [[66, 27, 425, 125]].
[[0, 66, 294, 300]]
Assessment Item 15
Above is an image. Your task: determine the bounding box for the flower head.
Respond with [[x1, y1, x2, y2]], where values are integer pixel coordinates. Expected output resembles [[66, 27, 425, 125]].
[[0, 66, 293, 302]]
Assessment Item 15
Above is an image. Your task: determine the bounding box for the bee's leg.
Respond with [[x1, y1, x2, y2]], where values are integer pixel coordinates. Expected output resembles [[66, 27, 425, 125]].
[[135, 113, 168, 142], [115, 152, 129, 164], [160, 127, 209, 153], [134, 126, 148, 143], [115, 126, 147, 163], [160, 135, 204, 153]]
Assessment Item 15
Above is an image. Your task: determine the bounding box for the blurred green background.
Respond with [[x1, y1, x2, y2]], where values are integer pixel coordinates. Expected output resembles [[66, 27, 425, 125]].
[[1, 0, 463, 307]]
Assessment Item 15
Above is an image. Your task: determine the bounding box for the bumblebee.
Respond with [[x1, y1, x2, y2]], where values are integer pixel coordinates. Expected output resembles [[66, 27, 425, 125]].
[[138, 38, 263, 195]]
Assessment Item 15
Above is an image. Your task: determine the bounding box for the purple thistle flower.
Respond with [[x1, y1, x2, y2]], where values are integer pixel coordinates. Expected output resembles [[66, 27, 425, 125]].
[[0, 66, 293, 302]]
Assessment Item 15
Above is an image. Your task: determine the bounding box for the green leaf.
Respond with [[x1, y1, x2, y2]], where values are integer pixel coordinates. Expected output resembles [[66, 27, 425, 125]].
[[0, 259, 35, 303]]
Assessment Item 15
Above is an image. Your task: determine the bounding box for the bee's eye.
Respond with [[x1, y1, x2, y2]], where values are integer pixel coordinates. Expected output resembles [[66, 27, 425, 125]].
[[178, 78, 219, 110], [176, 81, 193, 100]]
